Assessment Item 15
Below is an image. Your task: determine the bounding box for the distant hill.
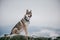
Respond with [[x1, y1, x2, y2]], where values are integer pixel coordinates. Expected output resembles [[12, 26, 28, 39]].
[[0, 35, 60, 40]]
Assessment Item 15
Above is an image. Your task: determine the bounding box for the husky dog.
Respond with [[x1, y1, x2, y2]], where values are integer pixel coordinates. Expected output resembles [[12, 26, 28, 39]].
[[10, 9, 32, 40]]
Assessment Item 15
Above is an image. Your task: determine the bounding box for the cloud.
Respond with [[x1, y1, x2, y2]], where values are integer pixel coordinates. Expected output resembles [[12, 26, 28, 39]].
[[31, 29, 59, 38], [28, 26, 60, 38]]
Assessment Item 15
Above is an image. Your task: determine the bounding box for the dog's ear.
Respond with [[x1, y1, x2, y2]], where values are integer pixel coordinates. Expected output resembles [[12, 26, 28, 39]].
[[30, 10, 32, 17], [26, 9, 29, 14], [30, 10, 32, 13]]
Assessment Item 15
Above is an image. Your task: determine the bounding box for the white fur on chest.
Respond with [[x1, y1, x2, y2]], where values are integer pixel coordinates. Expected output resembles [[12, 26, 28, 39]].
[[25, 21, 30, 26]]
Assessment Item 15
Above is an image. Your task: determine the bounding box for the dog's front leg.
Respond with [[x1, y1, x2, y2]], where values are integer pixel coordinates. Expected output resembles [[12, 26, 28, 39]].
[[23, 26, 28, 40]]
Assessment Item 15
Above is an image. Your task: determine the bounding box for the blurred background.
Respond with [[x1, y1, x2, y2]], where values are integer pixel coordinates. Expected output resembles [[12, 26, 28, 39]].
[[0, 0, 60, 38]]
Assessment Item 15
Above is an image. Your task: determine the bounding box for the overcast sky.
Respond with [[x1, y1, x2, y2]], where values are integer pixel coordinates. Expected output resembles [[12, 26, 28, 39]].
[[0, 0, 60, 38]]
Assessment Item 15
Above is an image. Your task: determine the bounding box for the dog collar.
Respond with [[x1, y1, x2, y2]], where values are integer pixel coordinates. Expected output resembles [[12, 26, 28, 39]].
[[24, 16, 29, 22]]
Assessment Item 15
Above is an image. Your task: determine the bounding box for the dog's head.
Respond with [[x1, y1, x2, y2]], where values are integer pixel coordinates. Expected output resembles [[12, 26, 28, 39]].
[[24, 9, 32, 21], [26, 9, 32, 18]]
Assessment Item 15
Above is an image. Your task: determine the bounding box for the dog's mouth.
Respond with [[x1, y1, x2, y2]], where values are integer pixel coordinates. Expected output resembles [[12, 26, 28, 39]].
[[28, 15, 32, 18]]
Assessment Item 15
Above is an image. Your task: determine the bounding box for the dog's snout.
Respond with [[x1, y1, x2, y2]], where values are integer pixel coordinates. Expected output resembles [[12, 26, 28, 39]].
[[28, 15, 32, 18]]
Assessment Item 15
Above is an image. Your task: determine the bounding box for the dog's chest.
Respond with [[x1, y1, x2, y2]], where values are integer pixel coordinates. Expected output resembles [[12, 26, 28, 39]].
[[25, 21, 30, 26]]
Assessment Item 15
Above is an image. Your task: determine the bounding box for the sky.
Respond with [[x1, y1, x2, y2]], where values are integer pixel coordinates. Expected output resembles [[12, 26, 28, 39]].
[[0, 0, 60, 38]]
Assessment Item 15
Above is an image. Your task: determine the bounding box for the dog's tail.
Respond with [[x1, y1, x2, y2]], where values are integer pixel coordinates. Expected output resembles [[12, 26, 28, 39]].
[[4, 34, 10, 37], [4, 32, 12, 37], [4, 33, 14, 38]]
